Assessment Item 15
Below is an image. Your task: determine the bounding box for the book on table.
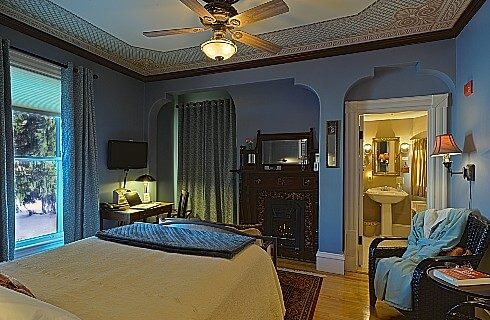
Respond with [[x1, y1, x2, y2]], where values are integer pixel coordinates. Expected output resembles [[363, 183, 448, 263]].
[[433, 267, 490, 286]]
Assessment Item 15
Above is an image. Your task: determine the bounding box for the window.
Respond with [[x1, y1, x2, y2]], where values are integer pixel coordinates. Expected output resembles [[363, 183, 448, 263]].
[[10, 50, 63, 257]]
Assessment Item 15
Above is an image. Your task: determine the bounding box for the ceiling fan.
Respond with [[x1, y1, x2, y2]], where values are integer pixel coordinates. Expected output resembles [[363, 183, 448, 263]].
[[143, 0, 289, 61]]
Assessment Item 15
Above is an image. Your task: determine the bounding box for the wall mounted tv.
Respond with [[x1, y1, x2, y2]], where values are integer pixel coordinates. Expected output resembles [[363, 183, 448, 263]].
[[107, 140, 148, 170]]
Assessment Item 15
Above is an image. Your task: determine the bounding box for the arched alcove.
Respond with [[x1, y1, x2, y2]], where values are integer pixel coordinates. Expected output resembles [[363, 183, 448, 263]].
[[153, 79, 321, 219], [342, 63, 454, 271]]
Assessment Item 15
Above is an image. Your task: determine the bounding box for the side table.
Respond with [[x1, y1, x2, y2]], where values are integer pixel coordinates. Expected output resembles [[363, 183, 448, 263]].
[[427, 268, 490, 319]]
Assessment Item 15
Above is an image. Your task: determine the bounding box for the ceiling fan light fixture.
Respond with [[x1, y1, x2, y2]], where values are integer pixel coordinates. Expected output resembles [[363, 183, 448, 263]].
[[201, 37, 237, 61]]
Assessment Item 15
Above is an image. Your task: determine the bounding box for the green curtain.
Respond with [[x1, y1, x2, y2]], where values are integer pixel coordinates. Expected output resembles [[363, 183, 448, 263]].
[[177, 99, 237, 223], [411, 138, 427, 198], [0, 38, 15, 261]]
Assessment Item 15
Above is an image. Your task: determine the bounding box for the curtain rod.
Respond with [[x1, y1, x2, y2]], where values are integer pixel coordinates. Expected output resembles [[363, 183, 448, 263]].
[[10, 46, 99, 79]]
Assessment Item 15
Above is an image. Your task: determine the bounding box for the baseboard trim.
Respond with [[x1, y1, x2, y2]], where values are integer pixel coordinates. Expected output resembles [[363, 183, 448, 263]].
[[316, 251, 345, 275]]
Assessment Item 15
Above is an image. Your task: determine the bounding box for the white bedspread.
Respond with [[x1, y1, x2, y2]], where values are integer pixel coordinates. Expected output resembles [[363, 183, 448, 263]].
[[0, 237, 285, 320]]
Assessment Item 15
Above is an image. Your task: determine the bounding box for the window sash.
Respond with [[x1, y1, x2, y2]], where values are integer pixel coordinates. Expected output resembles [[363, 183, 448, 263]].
[[10, 51, 64, 256], [13, 111, 64, 248], [12, 109, 61, 158]]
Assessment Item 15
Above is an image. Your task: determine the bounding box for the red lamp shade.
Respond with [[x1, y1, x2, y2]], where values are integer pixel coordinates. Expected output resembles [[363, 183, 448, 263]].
[[431, 134, 462, 157]]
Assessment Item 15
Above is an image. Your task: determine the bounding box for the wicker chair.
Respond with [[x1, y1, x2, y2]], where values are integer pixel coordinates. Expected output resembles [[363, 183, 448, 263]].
[[446, 301, 490, 320], [368, 211, 490, 320]]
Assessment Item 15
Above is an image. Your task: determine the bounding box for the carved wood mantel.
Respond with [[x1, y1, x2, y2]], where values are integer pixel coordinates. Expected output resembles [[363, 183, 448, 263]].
[[236, 130, 318, 262]]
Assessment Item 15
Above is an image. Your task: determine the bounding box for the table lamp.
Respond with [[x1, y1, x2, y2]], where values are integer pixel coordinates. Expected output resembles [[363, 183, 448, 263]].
[[136, 174, 156, 203]]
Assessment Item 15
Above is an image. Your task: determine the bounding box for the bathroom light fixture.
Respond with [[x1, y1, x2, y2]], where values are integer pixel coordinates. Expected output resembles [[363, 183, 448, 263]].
[[364, 143, 372, 154], [431, 133, 475, 181], [400, 142, 410, 153]]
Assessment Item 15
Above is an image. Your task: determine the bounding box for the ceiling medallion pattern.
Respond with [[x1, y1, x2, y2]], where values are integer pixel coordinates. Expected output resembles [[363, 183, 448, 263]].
[[0, 0, 473, 77]]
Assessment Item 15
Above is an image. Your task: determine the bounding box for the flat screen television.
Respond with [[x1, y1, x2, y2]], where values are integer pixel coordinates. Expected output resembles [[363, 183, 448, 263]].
[[107, 140, 148, 170]]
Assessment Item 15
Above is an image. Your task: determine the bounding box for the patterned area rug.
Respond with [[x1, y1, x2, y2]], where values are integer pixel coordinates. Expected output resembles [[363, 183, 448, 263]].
[[278, 270, 323, 320]]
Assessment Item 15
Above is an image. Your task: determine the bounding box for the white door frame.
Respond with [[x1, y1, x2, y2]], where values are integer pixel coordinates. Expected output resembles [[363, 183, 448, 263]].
[[343, 94, 449, 272]]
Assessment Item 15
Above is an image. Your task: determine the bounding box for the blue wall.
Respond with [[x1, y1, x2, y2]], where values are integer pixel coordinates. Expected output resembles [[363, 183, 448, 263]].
[[452, 1, 490, 216], [228, 79, 320, 147], [0, 24, 147, 203], [145, 39, 456, 254], [156, 101, 175, 203], [346, 64, 451, 101]]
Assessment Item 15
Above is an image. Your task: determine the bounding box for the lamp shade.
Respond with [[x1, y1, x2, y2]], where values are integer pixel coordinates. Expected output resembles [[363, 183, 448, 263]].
[[431, 134, 462, 157], [135, 174, 156, 182], [201, 38, 237, 61]]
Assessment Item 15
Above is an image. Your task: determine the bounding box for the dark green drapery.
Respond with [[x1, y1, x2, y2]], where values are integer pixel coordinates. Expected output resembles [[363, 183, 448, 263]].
[[177, 99, 237, 223]]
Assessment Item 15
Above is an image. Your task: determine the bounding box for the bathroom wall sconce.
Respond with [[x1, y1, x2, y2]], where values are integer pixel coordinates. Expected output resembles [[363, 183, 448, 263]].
[[431, 133, 475, 181], [400, 142, 410, 153], [364, 143, 372, 154], [366, 170, 373, 182]]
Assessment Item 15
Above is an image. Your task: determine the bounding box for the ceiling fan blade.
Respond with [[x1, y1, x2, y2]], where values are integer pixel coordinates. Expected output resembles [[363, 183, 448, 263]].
[[179, 0, 216, 23], [229, 0, 289, 27], [232, 31, 282, 54], [143, 27, 207, 37]]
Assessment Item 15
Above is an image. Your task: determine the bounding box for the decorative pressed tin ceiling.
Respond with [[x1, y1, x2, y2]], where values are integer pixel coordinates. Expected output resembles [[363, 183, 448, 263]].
[[0, 0, 480, 79]]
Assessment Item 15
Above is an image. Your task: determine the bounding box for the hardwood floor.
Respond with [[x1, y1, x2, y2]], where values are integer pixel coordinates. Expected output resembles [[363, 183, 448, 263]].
[[278, 259, 405, 320], [312, 272, 404, 320]]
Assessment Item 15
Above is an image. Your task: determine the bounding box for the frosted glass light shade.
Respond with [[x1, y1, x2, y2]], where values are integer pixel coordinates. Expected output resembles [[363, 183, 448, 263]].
[[201, 38, 237, 61]]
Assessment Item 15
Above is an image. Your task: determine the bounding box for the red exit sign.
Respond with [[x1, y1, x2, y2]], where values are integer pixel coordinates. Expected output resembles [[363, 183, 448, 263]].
[[464, 80, 474, 97]]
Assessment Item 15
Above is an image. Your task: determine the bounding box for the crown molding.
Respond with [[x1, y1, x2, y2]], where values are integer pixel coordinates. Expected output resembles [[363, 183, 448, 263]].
[[0, 0, 485, 83], [0, 12, 146, 82]]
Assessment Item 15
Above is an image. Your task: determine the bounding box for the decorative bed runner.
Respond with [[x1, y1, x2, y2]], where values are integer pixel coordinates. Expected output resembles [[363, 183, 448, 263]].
[[96, 223, 254, 259], [278, 270, 323, 320]]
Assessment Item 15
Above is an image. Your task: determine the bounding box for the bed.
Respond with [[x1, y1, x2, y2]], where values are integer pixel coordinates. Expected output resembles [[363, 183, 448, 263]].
[[0, 223, 285, 320]]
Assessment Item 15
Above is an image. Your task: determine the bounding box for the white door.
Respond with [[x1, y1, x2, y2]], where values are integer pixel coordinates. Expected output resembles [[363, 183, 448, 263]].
[[357, 115, 365, 268]]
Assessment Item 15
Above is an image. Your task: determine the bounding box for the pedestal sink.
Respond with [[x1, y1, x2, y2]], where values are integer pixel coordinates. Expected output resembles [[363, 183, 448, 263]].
[[366, 187, 408, 236]]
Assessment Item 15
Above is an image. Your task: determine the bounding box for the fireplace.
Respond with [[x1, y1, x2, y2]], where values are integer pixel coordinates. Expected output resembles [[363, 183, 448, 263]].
[[264, 199, 304, 252], [257, 189, 317, 261]]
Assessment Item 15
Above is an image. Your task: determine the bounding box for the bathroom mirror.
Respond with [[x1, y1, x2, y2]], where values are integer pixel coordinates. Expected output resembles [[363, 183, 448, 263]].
[[372, 137, 400, 176]]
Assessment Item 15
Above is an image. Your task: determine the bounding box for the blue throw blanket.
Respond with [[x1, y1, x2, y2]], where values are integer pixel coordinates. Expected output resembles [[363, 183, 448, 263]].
[[374, 208, 471, 311], [96, 223, 255, 259]]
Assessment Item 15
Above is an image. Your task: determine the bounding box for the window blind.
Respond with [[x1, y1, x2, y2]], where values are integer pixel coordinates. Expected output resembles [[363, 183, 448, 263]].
[[10, 50, 62, 115]]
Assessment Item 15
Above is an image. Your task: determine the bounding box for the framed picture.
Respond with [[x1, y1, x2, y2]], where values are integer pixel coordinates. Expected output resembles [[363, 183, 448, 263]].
[[326, 120, 340, 168]]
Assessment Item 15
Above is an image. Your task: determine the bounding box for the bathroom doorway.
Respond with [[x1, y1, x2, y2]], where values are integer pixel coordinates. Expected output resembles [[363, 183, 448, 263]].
[[344, 94, 450, 272], [359, 111, 428, 271]]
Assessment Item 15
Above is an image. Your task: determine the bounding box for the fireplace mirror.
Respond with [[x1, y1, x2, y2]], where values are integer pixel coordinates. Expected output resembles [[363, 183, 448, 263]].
[[261, 139, 307, 165], [255, 129, 315, 170]]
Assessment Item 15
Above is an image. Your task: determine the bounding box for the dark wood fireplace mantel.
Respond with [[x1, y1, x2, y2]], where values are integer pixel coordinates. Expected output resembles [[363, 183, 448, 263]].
[[236, 130, 318, 262]]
